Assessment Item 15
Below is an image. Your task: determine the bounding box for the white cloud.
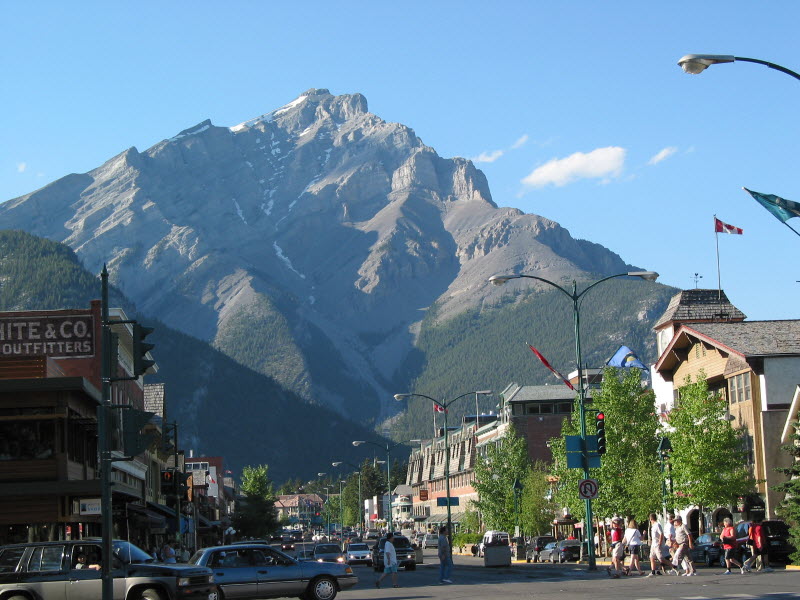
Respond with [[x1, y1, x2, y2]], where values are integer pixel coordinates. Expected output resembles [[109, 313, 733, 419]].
[[648, 146, 678, 165], [472, 149, 504, 163], [16, 162, 26, 173], [511, 134, 529, 149], [521, 146, 626, 188]]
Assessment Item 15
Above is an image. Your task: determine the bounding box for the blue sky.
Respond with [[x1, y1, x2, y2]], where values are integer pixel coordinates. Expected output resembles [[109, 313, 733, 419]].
[[2, 2, 799, 320]]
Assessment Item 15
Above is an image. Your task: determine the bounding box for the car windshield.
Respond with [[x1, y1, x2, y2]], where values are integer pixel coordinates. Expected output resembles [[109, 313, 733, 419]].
[[545, 543, 556, 549], [113, 541, 154, 564], [348, 544, 368, 551], [315, 545, 341, 554]]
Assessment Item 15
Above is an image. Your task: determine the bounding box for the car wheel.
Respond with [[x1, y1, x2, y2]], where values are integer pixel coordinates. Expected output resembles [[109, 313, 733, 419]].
[[704, 552, 712, 568], [138, 588, 165, 600], [307, 576, 337, 600]]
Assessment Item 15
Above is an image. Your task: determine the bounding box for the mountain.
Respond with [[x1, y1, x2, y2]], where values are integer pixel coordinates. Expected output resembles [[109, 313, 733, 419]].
[[0, 88, 672, 428], [0, 229, 392, 481]]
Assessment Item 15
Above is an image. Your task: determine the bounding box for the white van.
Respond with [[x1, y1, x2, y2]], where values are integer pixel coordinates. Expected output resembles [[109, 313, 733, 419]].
[[479, 530, 510, 556]]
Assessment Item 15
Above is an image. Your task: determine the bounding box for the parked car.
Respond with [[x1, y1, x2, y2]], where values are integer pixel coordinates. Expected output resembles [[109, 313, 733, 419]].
[[0, 539, 217, 600], [371, 535, 416, 571], [546, 539, 583, 563], [189, 543, 357, 600], [365, 529, 380, 540], [344, 543, 372, 566], [526, 536, 557, 563], [691, 533, 723, 567], [537, 541, 559, 563], [313, 544, 345, 563], [736, 520, 795, 563], [421, 534, 438, 549]]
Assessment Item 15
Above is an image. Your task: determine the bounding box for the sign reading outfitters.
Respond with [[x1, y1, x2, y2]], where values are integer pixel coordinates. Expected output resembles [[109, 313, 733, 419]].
[[0, 314, 95, 358]]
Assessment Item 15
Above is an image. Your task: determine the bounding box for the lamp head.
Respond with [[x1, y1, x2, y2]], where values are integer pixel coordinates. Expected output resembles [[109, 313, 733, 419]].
[[627, 271, 659, 281], [317, 472, 326, 477], [394, 393, 411, 401], [677, 54, 735, 74], [352, 441, 365, 447], [331, 462, 342, 467], [488, 274, 519, 286], [475, 390, 493, 395]]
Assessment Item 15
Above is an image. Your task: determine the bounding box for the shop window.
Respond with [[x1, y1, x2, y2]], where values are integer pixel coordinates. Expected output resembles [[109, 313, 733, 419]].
[[0, 421, 55, 460]]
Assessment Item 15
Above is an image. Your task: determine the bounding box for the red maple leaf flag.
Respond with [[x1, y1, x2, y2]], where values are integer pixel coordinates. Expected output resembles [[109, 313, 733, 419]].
[[528, 344, 575, 390], [714, 217, 743, 235], [433, 402, 446, 413]]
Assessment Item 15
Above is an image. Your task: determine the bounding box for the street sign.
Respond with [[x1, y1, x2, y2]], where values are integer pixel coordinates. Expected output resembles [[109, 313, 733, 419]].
[[565, 435, 601, 469], [436, 496, 459, 506], [578, 478, 599, 500]]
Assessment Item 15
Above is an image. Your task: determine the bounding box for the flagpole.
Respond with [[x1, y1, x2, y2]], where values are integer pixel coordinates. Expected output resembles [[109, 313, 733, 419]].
[[714, 215, 722, 301], [780, 220, 800, 238]]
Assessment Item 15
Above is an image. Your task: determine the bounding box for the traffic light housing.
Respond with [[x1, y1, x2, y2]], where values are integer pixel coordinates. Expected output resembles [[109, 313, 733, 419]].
[[596, 412, 607, 454], [161, 469, 174, 486], [133, 323, 155, 376]]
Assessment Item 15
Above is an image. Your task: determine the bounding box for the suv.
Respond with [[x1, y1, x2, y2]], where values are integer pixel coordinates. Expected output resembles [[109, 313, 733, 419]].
[[371, 535, 416, 571], [0, 539, 217, 600], [526, 535, 556, 563]]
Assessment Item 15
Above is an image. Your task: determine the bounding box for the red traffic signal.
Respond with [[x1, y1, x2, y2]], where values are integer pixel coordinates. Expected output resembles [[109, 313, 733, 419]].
[[596, 412, 605, 420], [595, 413, 607, 454]]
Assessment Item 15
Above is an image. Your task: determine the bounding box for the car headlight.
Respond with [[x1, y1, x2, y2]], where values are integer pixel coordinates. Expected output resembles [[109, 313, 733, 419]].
[[178, 578, 190, 587], [337, 557, 344, 562]]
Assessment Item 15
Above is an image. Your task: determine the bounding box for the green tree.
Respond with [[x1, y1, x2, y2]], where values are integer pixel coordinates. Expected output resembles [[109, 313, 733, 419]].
[[233, 464, 278, 538], [520, 461, 557, 536], [473, 424, 530, 532], [772, 416, 800, 564], [669, 373, 756, 519], [550, 368, 662, 523]]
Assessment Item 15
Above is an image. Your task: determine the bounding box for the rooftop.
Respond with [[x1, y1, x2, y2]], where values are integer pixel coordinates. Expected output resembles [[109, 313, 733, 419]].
[[654, 289, 746, 329]]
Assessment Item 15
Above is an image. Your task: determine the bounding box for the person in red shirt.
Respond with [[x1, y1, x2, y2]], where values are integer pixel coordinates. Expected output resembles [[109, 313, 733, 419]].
[[608, 517, 626, 577], [744, 521, 773, 572], [720, 517, 746, 574]]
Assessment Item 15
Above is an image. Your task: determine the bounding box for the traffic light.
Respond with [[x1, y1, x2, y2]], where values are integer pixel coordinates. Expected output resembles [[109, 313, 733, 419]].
[[596, 412, 607, 455], [133, 323, 155, 376], [177, 472, 192, 502], [161, 469, 174, 485]]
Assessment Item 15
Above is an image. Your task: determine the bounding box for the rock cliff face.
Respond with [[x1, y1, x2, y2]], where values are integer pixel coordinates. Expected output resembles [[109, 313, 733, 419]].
[[0, 89, 633, 420]]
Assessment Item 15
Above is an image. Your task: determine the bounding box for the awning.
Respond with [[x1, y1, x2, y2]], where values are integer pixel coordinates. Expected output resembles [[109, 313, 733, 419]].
[[146, 501, 176, 518], [126, 503, 167, 529]]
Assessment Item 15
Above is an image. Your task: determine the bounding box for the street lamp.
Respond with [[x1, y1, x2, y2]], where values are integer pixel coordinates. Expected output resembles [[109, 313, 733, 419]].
[[352, 438, 415, 529], [393, 390, 493, 550], [337, 479, 346, 540], [488, 270, 658, 570], [322, 486, 331, 536], [658, 437, 673, 522], [677, 54, 800, 82], [332, 461, 362, 536]]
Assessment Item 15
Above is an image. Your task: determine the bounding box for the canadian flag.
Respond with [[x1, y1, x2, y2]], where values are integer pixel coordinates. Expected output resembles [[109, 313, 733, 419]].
[[715, 217, 743, 235], [433, 403, 446, 413]]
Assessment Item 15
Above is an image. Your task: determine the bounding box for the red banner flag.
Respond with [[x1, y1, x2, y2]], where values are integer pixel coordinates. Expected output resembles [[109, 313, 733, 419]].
[[433, 402, 446, 413], [528, 344, 575, 390], [714, 217, 743, 235]]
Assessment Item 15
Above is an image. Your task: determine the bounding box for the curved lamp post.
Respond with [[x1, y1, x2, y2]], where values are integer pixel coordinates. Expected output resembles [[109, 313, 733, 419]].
[[351, 438, 419, 529], [393, 390, 492, 550], [332, 461, 362, 536], [488, 270, 658, 570], [677, 54, 800, 81]]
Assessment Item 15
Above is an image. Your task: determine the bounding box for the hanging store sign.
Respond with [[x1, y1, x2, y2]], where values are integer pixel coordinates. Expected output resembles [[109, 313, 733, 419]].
[[0, 314, 95, 358]]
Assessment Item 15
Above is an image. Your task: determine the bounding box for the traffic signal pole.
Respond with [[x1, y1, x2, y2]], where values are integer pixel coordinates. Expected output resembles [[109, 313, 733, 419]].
[[100, 267, 114, 600]]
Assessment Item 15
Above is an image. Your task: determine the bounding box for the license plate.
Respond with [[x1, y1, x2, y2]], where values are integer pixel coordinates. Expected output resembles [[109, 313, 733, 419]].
[[771, 541, 780, 546]]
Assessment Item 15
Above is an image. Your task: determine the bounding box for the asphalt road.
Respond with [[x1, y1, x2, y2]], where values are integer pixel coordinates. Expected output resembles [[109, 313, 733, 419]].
[[340, 549, 800, 600]]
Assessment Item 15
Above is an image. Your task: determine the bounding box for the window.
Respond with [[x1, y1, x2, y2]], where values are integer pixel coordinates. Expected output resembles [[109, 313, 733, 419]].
[[0, 547, 25, 573], [28, 546, 65, 571], [728, 373, 752, 405]]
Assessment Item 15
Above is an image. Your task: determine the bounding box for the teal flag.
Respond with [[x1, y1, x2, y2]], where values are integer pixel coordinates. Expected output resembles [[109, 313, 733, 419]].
[[744, 187, 800, 223]]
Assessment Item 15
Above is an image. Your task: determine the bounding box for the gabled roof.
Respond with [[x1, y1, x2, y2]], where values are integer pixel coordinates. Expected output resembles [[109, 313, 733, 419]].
[[654, 289, 746, 329], [655, 320, 800, 374], [506, 384, 578, 402]]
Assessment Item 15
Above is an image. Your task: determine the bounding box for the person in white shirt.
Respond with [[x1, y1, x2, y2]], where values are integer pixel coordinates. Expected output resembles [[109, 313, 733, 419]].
[[375, 532, 399, 589], [648, 513, 677, 577], [623, 518, 644, 575]]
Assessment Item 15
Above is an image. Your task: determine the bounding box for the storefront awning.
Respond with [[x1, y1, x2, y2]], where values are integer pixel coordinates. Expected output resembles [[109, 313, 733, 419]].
[[127, 503, 167, 529]]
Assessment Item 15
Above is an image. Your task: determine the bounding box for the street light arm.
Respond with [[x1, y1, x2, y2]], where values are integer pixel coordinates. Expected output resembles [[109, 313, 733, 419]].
[[734, 56, 800, 81], [678, 53, 800, 82], [489, 273, 573, 299]]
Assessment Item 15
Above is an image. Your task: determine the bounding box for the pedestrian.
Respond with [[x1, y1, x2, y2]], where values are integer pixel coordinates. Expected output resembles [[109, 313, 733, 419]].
[[647, 513, 677, 577], [162, 540, 177, 564], [623, 518, 644, 575], [375, 532, 399, 589], [744, 520, 773, 572], [438, 525, 453, 584], [720, 517, 746, 574], [607, 517, 626, 577], [671, 516, 695, 576]]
